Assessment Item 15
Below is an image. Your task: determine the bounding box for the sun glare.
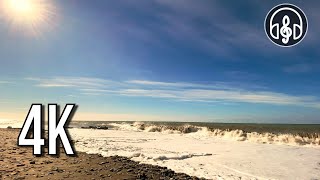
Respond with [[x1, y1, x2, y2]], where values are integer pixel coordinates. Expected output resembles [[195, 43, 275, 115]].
[[8, 0, 34, 14], [0, 0, 57, 36]]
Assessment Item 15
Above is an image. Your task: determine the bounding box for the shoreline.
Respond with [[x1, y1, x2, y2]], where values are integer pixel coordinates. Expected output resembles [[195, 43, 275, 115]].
[[0, 129, 205, 180]]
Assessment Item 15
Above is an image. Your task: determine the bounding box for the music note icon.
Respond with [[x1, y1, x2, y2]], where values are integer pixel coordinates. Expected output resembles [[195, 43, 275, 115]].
[[265, 4, 308, 47]]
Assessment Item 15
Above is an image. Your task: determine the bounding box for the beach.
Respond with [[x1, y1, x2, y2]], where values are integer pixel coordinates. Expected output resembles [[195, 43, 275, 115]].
[[2, 121, 320, 180], [0, 128, 203, 180]]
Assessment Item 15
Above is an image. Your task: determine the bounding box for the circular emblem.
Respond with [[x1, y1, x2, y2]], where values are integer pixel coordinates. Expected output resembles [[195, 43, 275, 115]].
[[265, 4, 308, 47]]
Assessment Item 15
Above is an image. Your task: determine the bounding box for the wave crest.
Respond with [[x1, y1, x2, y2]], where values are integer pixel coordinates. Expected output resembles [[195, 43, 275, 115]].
[[107, 122, 320, 146]]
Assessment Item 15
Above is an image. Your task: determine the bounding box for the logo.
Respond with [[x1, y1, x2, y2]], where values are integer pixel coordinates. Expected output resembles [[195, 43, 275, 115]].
[[265, 4, 308, 47]]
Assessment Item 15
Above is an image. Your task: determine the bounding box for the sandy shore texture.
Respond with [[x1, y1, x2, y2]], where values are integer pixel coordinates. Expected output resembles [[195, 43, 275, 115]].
[[0, 129, 205, 180]]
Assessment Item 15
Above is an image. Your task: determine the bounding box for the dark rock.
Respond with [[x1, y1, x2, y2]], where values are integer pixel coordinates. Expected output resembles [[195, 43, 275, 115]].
[[81, 126, 109, 130], [137, 173, 148, 180], [52, 167, 64, 173], [29, 160, 35, 164], [43, 160, 53, 164], [161, 169, 174, 177], [13, 176, 25, 180]]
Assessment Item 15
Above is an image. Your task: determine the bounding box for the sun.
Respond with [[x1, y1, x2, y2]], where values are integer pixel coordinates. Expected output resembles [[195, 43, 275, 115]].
[[0, 0, 57, 36], [8, 0, 34, 14]]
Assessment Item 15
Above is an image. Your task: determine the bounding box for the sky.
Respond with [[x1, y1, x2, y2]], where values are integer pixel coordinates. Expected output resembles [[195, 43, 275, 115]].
[[0, 0, 319, 123]]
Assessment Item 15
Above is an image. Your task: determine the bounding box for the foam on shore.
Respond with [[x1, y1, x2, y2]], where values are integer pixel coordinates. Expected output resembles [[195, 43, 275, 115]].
[[70, 128, 320, 180], [107, 122, 320, 146]]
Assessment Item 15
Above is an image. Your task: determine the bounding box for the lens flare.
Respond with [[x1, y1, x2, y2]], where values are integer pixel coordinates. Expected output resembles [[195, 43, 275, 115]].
[[0, 0, 57, 36], [8, 0, 33, 13]]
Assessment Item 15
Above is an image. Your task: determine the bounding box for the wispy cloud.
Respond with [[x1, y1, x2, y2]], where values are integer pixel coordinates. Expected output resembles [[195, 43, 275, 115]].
[[126, 80, 255, 90], [284, 63, 320, 73], [0, 81, 12, 84], [27, 76, 320, 109], [127, 80, 190, 87], [113, 89, 320, 107], [25, 77, 126, 89]]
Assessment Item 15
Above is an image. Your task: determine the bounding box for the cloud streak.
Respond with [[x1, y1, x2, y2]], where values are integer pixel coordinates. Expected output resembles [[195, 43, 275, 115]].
[[0, 81, 12, 84], [25, 77, 126, 89], [27, 76, 320, 109], [284, 63, 320, 73]]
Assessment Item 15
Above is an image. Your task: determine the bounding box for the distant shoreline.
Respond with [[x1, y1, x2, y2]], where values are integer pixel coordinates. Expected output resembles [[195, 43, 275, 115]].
[[71, 120, 320, 125]]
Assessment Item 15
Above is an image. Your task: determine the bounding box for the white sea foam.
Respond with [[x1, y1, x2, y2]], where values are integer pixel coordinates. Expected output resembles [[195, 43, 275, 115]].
[[70, 128, 320, 180], [108, 122, 320, 146]]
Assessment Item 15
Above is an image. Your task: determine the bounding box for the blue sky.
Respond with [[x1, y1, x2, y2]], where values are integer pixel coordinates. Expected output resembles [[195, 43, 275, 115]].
[[0, 0, 320, 123]]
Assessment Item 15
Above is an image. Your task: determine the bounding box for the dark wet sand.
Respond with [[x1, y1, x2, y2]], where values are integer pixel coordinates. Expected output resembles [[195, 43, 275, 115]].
[[0, 129, 204, 180]]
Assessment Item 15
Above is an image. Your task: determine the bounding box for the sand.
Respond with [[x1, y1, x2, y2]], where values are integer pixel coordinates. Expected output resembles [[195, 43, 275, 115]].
[[0, 129, 204, 180]]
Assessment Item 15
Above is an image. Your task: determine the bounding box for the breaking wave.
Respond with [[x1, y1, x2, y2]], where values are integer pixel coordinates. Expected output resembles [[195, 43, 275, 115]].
[[107, 122, 320, 146]]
